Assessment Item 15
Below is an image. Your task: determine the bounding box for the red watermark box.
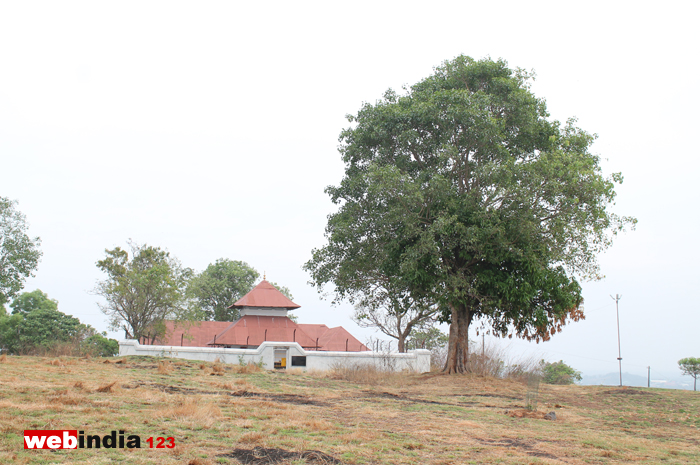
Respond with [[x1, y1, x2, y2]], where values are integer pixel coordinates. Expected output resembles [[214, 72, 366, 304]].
[[24, 430, 78, 449]]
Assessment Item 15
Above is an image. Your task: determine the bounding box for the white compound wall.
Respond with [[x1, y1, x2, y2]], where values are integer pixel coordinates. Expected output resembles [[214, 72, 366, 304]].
[[118, 340, 431, 373]]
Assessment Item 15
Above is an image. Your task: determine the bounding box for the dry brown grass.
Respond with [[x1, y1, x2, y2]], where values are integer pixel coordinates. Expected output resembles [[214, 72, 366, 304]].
[[157, 360, 172, 374], [238, 431, 265, 444], [0, 353, 7, 363], [49, 389, 87, 406], [328, 362, 413, 385], [1, 355, 699, 465], [233, 378, 252, 387], [230, 362, 264, 374], [156, 397, 222, 428], [187, 458, 211, 465], [95, 381, 118, 393], [301, 419, 335, 432]]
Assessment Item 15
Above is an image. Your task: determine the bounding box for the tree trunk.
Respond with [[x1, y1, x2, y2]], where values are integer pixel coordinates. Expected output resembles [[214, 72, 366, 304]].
[[443, 303, 473, 374], [398, 336, 405, 353]]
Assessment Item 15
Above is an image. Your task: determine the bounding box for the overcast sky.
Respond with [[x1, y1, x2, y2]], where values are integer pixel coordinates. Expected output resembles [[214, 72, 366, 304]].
[[1, 1, 698, 383]]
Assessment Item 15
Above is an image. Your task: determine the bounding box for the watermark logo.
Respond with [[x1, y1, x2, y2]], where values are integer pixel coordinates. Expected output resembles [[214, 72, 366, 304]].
[[24, 430, 169, 449]]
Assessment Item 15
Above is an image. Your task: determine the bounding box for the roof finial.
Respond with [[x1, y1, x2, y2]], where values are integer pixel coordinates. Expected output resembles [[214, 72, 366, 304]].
[[263, 271, 266, 280]]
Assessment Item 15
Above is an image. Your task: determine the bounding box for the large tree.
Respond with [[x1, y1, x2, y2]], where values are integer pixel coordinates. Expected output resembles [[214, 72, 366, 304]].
[[95, 241, 193, 342], [305, 56, 634, 373], [0, 197, 42, 306]]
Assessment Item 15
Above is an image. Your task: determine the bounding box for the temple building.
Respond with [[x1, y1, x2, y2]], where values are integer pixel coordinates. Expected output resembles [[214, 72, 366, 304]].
[[155, 280, 368, 355]]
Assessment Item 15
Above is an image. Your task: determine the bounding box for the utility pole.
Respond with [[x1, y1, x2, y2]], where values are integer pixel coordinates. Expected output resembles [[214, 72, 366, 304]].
[[611, 294, 623, 387], [647, 366, 650, 388]]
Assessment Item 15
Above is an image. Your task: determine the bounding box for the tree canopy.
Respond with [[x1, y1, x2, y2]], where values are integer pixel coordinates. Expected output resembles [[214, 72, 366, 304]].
[[0, 289, 114, 355], [95, 241, 192, 342], [541, 360, 582, 385], [678, 357, 700, 391], [9, 289, 57, 315], [305, 56, 634, 373], [0, 197, 42, 306], [188, 259, 259, 321], [187, 260, 295, 322]]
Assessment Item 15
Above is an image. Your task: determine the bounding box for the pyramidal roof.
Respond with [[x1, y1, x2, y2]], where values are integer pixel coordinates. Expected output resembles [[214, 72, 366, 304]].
[[229, 280, 300, 309]]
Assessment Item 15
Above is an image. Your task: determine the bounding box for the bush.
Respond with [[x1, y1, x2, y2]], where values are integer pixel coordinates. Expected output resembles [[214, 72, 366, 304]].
[[82, 332, 119, 357], [541, 360, 582, 385]]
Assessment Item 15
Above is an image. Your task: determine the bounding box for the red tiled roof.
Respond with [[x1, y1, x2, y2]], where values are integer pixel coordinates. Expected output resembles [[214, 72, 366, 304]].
[[152, 317, 370, 352], [209, 315, 317, 348], [317, 326, 369, 352], [297, 324, 329, 342], [157, 321, 233, 347], [229, 280, 300, 309]]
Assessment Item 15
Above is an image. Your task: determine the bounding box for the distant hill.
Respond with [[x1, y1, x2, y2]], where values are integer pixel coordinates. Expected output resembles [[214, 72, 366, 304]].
[[580, 372, 693, 390]]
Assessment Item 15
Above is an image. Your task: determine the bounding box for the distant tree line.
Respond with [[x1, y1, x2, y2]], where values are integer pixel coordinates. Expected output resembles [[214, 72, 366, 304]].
[[0, 289, 118, 356]]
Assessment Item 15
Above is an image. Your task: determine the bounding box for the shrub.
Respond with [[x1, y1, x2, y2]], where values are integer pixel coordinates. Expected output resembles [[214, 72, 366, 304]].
[[81, 332, 119, 357], [541, 360, 582, 385]]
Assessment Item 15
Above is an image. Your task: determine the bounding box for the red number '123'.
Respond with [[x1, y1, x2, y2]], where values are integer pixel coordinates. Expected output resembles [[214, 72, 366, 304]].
[[146, 437, 175, 448]]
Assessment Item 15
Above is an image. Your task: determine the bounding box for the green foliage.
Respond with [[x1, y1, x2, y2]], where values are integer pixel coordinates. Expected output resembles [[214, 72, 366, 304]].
[[188, 259, 259, 321], [0, 300, 95, 355], [82, 332, 119, 357], [678, 357, 700, 391], [95, 241, 193, 341], [406, 326, 448, 351], [9, 289, 57, 315], [187, 259, 296, 322], [0, 197, 42, 306], [540, 360, 582, 385], [0, 312, 23, 353], [305, 56, 635, 372], [17, 308, 88, 350]]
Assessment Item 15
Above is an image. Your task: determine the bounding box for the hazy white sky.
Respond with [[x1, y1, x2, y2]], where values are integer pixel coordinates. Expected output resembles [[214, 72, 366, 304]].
[[2, 1, 698, 381]]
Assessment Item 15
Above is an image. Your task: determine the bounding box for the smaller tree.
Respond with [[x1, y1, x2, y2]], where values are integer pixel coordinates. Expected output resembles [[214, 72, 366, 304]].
[[541, 360, 582, 385], [10, 289, 58, 315], [678, 357, 700, 391], [82, 332, 119, 357], [0, 311, 23, 353], [188, 259, 259, 321], [352, 281, 438, 353], [95, 241, 192, 342], [0, 197, 42, 306], [0, 306, 91, 354], [405, 325, 449, 351]]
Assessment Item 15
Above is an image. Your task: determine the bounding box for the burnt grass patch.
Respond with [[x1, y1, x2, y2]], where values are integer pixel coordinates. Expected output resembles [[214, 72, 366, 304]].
[[218, 446, 343, 464], [602, 388, 654, 396], [120, 382, 329, 406], [228, 390, 330, 407], [475, 437, 563, 461], [360, 390, 515, 409]]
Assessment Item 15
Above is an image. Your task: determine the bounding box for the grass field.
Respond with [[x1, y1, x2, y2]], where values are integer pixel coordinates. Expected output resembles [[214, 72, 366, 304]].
[[1, 355, 698, 465]]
